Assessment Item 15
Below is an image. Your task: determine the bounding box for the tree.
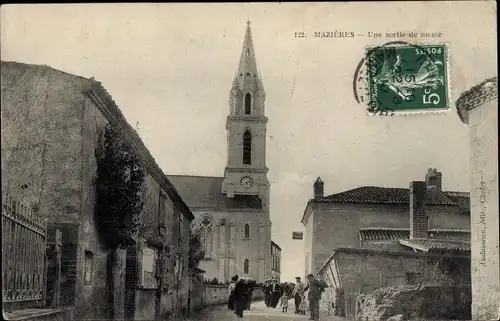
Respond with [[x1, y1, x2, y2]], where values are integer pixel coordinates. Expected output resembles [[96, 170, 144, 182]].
[[189, 226, 205, 270]]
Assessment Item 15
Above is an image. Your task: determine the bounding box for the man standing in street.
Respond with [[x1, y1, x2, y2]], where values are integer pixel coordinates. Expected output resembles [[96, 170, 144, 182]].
[[303, 274, 328, 321], [270, 277, 281, 308], [291, 276, 305, 314], [264, 279, 272, 307]]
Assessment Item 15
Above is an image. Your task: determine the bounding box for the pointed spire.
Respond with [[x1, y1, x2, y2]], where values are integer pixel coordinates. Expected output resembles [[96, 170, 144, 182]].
[[238, 20, 258, 78]]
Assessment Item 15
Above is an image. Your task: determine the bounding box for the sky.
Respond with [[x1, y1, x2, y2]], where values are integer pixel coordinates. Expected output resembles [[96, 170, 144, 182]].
[[1, 2, 496, 282]]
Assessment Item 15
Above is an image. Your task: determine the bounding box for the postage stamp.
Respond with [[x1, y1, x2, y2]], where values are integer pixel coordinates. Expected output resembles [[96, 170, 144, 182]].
[[354, 42, 450, 115]]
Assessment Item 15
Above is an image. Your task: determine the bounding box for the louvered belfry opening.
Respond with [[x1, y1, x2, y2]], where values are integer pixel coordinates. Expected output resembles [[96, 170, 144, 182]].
[[244, 93, 251, 115], [242, 131, 251, 164]]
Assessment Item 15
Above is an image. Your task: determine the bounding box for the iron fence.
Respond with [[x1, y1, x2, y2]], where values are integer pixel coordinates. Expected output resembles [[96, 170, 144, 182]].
[[2, 190, 47, 303]]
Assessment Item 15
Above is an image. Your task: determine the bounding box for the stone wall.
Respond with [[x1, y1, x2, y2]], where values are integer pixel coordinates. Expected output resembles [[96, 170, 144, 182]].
[[319, 287, 343, 317], [202, 285, 263, 305], [187, 284, 264, 311], [317, 248, 471, 318], [320, 249, 471, 293], [204, 285, 230, 306], [356, 285, 472, 321], [1, 61, 86, 222], [361, 240, 409, 252], [457, 77, 499, 321], [75, 94, 113, 321]]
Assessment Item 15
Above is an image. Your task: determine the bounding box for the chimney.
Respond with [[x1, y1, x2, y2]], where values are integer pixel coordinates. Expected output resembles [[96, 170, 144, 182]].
[[425, 168, 442, 190], [410, 181, 428, 239], [314, 177, 324, 199]]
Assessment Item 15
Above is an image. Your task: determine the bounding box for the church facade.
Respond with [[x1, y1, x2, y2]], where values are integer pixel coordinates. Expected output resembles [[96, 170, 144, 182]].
[[168, 22, 272, 283]]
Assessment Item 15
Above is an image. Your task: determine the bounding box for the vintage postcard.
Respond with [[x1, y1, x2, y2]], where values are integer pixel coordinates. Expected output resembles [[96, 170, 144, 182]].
[[1, 2, 498, 321]]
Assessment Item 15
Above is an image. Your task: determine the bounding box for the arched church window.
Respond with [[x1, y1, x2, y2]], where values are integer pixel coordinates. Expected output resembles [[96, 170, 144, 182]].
[[244, 259, 249, 274], [246, 49, 249, 57], [242, 131, 252, 165], [244, 93, 252, 115], [246, 72, 251, 76], [244, 224, 250, 239], [200, 216, 213, 259]]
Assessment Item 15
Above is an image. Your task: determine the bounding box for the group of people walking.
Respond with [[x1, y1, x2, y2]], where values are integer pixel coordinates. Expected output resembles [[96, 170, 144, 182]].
[[227, 275, 255, 318], [263, 277, 285, 308], [227, 273, 327, 320], [264, 274, 328, 321]]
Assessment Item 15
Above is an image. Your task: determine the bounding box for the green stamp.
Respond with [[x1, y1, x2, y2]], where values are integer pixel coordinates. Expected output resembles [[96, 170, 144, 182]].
[[365, 43, 449, 113]]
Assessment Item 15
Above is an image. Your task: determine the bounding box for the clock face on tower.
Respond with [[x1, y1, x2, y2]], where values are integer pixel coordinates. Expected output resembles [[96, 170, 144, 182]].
[[240, 176, 253, 188]]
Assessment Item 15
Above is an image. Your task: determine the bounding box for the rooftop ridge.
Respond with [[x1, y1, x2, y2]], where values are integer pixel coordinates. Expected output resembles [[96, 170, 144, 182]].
[[1, 60, 89, 82], [86, 78, 194, 220], [443, 190, 470, 196], [318, 185, 465, 207], [407, 238, 471, 243], [167, 174, 224, 179], [360, 227, 471, 232]]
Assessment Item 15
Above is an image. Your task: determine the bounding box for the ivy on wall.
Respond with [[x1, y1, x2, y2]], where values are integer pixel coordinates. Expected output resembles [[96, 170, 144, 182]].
[[189, 226, 205, 270], [95, 124, 146, 249]]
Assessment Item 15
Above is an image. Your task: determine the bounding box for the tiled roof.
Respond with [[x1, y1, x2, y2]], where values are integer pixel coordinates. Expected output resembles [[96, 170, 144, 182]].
[[360, 228, 470, 241], [360, 228, 410, 240], [321, 186, 457, 206], [399, 239, 471, 252], [443, 191, 470, 214], [167, 175, 263, 210]]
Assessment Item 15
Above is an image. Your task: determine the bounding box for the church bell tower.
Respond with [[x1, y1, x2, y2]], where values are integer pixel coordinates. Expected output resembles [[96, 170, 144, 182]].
[[222, 21, 270, 208]]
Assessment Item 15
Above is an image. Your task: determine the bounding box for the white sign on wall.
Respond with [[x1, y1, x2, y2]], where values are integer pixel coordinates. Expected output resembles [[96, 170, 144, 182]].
[[141, 245, 158, 289]]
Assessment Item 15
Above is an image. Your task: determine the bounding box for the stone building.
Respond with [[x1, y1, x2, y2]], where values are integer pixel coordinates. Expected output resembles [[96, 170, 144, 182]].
[[301, 169, 471, 276], [456, 76, 499, 321], [1, 61, 194, 320], [271, 241, 282, 282], [316, 181, 471, 319], [167, 21, 272, 283]]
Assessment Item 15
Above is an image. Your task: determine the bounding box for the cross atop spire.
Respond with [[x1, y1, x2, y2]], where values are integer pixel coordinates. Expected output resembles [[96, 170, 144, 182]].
[[238, 20, 258, 79]]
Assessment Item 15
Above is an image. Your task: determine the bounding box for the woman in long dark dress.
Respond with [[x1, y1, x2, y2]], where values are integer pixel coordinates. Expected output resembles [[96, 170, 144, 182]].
[[227, 275, 238, 310], [270, 279, 282, 308], [245, 280, 254, 310], [233, 278, 248, 318]]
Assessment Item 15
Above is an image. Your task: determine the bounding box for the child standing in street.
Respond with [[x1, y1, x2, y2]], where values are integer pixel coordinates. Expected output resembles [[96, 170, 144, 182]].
[[280, 292, 289, 313], [298, 291, 308, 315]]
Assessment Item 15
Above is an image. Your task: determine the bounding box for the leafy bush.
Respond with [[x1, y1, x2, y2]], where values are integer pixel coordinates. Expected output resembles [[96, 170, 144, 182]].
[[189, 227, 205, 270], [209, 277, 220, 285]]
